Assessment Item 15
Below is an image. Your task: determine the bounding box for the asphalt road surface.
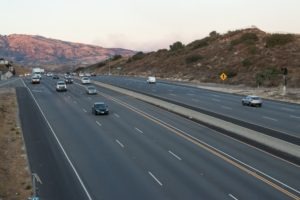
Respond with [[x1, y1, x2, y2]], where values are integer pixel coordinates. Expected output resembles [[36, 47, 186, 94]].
[[15, 76, 300, 200], [92, 76, 300, 141]]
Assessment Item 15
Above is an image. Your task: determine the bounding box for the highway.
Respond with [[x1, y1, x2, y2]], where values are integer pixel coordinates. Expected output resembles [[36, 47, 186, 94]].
[[13, 75, 300, 199], [92, 76, 300, 142]]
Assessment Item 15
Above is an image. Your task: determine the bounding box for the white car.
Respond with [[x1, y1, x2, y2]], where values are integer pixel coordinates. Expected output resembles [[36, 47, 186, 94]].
[[147, 76, 156, 84], [242, 95, 263, 107], [31, 75, 40, 84], [81, 77, 91, 84], [56, 81, 67, 92]]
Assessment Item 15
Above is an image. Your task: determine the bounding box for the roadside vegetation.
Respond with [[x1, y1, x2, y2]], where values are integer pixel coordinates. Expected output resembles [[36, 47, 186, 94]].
[[0, 88, 31, 200]]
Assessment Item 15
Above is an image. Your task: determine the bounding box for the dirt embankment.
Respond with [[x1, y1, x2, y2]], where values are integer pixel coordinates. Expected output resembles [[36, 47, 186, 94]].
[[0, 88, 31, 200]]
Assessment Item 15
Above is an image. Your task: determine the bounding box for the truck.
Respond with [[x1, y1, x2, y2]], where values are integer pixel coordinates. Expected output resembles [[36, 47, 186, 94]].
[[32, 68, 44, 79]]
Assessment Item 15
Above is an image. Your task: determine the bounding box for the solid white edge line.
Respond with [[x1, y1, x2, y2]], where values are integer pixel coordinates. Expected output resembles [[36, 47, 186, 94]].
[[105, 94, 300, 195], [262, 116, 278, 122], [168, 150, 182, 161], [221, 105, 232, 110], [116, 139, 124, 148], [229, 193, 238, 200], [290, 115, 300, 119], [135, 127, 143, 134], [21, 79, 93, 200], [148, 171, 163, 186], [96, 121, 102, 127]]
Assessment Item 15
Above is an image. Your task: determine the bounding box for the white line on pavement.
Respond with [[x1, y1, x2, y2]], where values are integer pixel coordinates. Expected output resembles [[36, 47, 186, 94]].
[[21, 79, 93, 200], [116, 139, 124, 148], [114, 113, 120, 118], [168, 150, 182, 160], [229, 194, 238, 200], [289, 115, 300, 119], [135, 127, 144, 134], [96, 121, 102, 127], [262, 116, 278, 122], [83, 109, 87, 113], [148, 171, 163, 186], [221, 105, 232, 110], [281, 107, 295, 112]]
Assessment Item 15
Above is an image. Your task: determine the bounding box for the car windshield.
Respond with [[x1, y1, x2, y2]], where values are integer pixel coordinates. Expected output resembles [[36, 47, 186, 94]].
[[252, 97, 260, 100], [57, 82, 65, 85], [95, 103, 106, 109], [88, 86, 95, 90]]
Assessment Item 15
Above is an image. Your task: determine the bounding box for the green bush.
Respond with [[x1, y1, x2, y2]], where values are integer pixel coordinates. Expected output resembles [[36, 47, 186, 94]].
[[185, 54, 203, 64], [242, 58, 252, 67], [265, 34, 295, 48], [209, 31, 219, 38], [188, 37, 210, 49], [248, 46, 258, 54], [230, 33, 258, 46], [127, 52, 145, 63], [112, 55, 122, 61], [169, 41, 185, 51], [255, 67, 281, 86]]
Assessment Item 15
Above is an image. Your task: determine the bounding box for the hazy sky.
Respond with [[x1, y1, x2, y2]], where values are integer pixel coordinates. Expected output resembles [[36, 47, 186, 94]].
[[1, 0, 299, 51]]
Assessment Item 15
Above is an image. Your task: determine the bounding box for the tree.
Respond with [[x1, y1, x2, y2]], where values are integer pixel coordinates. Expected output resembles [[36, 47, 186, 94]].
[[169, 41, 184, 51]]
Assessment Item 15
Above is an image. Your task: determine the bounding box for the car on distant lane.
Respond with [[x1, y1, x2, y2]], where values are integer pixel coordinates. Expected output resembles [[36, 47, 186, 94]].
[[86, 86, 97, 95], [242, 95, 262, 107], [65, 77, 73, 84], [92, 102, 109, 115], [147, 76, 156, 84], [53, 74, 59, 79], [56, 81, 67, 92], [81, 77, 91, 84], [31, 75, 40, 84]]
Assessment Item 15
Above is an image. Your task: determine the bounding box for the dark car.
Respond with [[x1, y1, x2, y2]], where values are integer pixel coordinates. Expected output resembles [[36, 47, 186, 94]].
[[53, 75, 59, 79], [65, 77, 73, 84], [92, 102, 109, 115]]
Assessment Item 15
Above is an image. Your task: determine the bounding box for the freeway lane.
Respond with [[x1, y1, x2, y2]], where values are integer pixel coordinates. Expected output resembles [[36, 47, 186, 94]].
[[21, 76, 300, 199], [92, 76, 300, 140], [16, 86, 88, 200]]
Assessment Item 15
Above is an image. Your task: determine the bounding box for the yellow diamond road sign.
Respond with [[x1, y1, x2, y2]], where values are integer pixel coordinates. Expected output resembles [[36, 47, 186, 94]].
[[220, 73, 227, 81]]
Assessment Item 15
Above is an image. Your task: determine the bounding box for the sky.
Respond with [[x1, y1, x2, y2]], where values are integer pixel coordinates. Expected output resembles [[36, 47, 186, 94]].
[[1, 0, 300, 51]]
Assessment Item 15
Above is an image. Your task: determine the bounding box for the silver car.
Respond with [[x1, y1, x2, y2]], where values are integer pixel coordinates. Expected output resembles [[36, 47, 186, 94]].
[[242, 95, 262, 107], [86, 86, 97, 95]]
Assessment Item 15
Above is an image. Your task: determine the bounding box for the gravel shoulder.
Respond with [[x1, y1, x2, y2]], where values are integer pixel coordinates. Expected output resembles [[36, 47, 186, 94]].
[[0, 88, 31, 200]]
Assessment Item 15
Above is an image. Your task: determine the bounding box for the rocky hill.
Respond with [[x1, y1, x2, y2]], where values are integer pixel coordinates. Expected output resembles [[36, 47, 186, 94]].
[[86, 28, 300, 87], [0, 34, 135, 71]]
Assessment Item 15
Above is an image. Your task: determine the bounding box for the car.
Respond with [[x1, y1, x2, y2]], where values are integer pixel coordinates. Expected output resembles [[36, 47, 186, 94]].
[[65, 77, 73, 84], [46, 72, 53, 77], [31, 75, 40, 84], [79, 73, 84, 77], [81, 77, 91, 84], [56, 81, 67, 92], [92, 102, 109, 115], [242, 95, 262, 107], [147, 76, 156, 84], [86, 86, 97, 95], [53, 74, 59, 79]]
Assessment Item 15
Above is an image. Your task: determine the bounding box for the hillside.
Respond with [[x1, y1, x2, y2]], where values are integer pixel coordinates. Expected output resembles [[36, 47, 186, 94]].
[[85, 28, 300, 87], [0, 34, 136, 71]]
